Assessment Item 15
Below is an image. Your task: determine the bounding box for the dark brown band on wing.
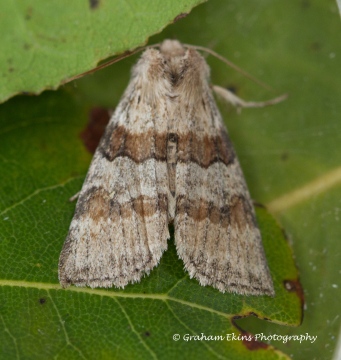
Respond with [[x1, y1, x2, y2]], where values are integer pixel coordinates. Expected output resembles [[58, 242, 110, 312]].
[[74, 188, 168, 221], [111, 194, 168, 219], [176, 194, 257, 229], [74, 187, 255, 229], [99, 125, 235, 168]]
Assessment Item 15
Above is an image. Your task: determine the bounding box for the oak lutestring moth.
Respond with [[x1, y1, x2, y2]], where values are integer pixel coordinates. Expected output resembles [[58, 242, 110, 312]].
[[59, 40, 286, 296]]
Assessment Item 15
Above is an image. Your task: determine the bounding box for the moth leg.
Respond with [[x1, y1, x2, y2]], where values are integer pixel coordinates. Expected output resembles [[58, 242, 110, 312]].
[[213, 85, 287, 110], [69, 191, 80, 202]]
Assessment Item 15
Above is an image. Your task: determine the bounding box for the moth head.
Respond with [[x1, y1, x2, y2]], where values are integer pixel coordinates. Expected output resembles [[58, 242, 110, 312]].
[[159, 40, 211, 95]]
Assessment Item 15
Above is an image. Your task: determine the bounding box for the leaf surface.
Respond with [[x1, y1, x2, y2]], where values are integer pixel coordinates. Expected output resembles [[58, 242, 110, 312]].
[[0, 0, 205, 103]]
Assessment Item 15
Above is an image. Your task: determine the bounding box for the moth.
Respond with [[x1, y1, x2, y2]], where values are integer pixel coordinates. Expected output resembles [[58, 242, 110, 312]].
[[59, 40, 282, 296]]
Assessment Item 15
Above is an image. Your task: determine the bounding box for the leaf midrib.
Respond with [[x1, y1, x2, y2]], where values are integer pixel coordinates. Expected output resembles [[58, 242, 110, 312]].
[[0, 279, 233, 318], [267, 166, 341, 213]]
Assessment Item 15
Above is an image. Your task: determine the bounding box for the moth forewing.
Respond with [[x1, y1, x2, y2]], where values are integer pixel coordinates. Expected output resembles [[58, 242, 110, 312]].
[[59, 39, 275, 296]]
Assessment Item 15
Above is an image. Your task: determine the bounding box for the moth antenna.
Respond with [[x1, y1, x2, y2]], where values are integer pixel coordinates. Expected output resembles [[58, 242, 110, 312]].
[[63, 45, 150, 84], [64, 41, 278, 93], [183, 43, 276, 92]]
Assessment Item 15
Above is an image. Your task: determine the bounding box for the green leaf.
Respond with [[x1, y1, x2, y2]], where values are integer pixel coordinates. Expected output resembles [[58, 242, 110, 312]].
[[1, 0, 340, 359], [0, 0, 205, 103]]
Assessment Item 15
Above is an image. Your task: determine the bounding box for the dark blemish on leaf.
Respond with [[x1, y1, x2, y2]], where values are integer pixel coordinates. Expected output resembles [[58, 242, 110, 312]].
[[301, 0, 310, 8], [89, 0, 100, 9], [243, 335, 269, 351], [284, 279, 304, 300], [232, 316, 269, 351], [281, 152, 289, 161], [23, 43, 32, 50], [281, 227, 290, 242], [248, 312, 258, 318], [80, 107, 111, 154], [143, 331, 151, 337], [277, 230, 304, 322], [39, 298, 46, 305], [310, 41, 321, 52], [25, 7, 33, 20], [173, 13, 188, 23], [8, 67, 14, 73], [284, 279, 305, 323]]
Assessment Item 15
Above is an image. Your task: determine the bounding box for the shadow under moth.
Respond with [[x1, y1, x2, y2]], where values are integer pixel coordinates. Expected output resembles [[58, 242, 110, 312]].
[[59, 40, 286, 296]]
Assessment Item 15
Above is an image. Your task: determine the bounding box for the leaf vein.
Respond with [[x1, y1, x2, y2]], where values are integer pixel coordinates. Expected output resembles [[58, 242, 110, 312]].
[[47, 290, 87, 360], [0, 280, 231, 318], [0, 314, 20, 360], [0, 176, 83, 217], [115, 297, 158, 360], [267, 166, 341, 212], [165, 301, 227, 359]]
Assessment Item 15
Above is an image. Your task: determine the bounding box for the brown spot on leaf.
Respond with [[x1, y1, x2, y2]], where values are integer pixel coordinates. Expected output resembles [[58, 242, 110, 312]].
[[25, 7, 33, 20], [232, 316, 269, 351], [284, 279, 304, 301], [310, 41, 321, 52], [284, 279, 304, 323], [301, 0, 310, 8], [173, 13, 188, 23], [243, 334, 269, 351], [80, 107, 110, 153], [281, 152, 289, 161], [39, 298, 46, 305], [143, 331, 151, 337], [89, 0, 100, 9]]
